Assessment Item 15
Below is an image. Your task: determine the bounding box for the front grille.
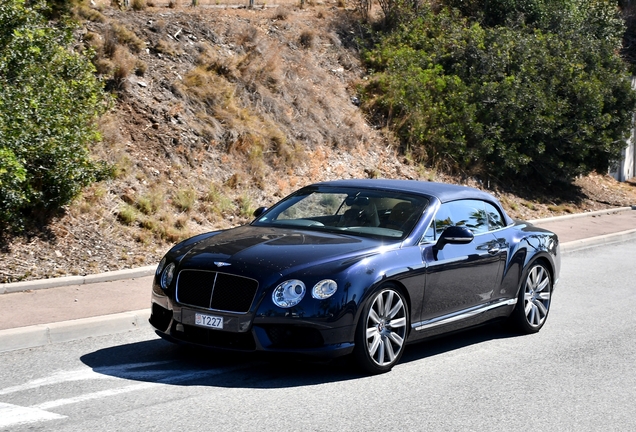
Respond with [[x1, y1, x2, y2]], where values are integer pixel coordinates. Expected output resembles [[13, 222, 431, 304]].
[[176, 270, 258, 313]]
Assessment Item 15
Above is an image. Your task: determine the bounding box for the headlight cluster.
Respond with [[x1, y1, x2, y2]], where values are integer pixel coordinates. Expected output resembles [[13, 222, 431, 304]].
[[272, 278, 338, 308], [159, 261, 176, 290]]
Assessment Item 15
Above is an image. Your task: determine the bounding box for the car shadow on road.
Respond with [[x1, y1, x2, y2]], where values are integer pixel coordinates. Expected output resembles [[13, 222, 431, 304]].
[[80, 322, 517, 388]]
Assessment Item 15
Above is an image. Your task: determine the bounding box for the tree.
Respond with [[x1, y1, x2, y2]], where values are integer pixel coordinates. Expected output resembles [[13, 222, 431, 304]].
[[361, 1, 636, 184], [0, 0, 109, 230]]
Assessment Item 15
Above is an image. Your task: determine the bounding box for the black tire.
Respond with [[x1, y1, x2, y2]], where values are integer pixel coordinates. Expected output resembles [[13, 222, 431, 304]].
[[511, 261, 553, 334], [353, 286, 408, 374]]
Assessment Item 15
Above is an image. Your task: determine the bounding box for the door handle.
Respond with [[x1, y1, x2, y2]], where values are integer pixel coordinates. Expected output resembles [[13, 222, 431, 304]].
[[488, 247, 500, 255]]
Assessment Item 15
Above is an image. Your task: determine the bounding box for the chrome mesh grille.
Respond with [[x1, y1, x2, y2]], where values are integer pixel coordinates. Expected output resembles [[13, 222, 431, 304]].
[[176, 270, 258, 313]]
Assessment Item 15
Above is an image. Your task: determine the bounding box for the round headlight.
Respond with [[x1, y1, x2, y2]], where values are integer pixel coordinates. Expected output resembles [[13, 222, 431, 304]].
[[160, 262, 176, 290], [312, 279, 338, 299], [156, 257, 166, 275], [272, 279, 306, 308]]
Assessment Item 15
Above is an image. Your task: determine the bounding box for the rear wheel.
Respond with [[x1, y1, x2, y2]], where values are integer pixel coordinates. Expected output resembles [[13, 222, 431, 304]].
[[353, 286, 408, 374], [512, 261, 552, 333]]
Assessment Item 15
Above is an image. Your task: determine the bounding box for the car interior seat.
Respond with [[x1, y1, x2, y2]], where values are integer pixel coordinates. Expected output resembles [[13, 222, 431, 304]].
[[338, 197, 380, 227], [385, 202, 414, 232]]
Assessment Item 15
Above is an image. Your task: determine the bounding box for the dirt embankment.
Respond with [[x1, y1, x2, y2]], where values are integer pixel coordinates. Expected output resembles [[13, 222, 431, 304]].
[[1, 3, 635, 283]]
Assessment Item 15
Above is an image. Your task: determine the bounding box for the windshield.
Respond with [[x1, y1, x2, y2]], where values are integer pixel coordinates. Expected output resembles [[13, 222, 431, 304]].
[[252, 186, 429, 240]]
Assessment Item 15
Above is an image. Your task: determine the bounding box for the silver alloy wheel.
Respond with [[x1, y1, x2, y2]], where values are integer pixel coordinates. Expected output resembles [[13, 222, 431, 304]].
[[364, 289, 407, 367], [523, 264, 551, 328]]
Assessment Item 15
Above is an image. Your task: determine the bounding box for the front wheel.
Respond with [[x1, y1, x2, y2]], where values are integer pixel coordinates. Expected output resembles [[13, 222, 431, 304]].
[[353, 286, 408, 374], [511, 261, 553, 334]]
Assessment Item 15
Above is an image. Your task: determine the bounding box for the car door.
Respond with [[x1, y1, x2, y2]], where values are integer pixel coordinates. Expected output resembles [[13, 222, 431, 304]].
[[420, 199, 506, 321]]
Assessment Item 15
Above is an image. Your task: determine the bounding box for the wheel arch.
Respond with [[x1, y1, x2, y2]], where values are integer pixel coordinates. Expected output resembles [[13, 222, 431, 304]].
[[514, 253, 555, 299], [349, 278, 413, 342]]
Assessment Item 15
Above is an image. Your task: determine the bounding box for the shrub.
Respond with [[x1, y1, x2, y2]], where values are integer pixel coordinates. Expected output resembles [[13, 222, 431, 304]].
[[0, 0, 110, 230], [361, 2, 636, 184]]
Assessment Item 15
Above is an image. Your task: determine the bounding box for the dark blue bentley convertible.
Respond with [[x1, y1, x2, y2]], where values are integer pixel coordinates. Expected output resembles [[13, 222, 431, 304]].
[[150, 179, 559, 373]]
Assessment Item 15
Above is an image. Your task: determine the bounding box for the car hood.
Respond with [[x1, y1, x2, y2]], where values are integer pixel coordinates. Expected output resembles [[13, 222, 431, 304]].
[[177, 225, 390, 275]]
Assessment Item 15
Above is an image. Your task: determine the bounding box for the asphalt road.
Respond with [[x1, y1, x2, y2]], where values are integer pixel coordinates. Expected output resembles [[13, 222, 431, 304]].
[[1, 240, 635, 431]]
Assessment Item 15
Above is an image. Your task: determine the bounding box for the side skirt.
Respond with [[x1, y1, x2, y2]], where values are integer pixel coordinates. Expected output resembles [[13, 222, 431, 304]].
[[412, 298, 517, 332]]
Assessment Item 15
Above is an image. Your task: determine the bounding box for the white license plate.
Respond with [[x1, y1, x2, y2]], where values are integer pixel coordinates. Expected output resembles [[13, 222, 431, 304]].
[[194, 313, 223, 330]]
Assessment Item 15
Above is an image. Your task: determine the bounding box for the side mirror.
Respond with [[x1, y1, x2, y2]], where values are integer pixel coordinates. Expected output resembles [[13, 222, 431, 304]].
[[253, 206, 268, 218], [435, 225, 474, 251]]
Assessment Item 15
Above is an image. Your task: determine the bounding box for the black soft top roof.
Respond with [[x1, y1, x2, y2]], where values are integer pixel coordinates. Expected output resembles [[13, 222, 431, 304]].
[[313, 179, 492, 203]]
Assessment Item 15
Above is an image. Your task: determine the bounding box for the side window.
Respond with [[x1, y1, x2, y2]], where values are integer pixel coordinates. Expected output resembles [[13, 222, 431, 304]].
[[433, 203, 455, 237], [425, 200, 488, 240], [422, 204, 451, 242], [446, 200, 489, 235], [423, 199, 506, 243], [486, 202, 506, 230]]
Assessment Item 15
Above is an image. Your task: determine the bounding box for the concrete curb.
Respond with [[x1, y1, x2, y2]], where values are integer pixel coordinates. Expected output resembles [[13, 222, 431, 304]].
[[560, 228, 636, 254], [0, 265, 156, 295], [529, 206, 634, 225], [0, 309, 150, 353]]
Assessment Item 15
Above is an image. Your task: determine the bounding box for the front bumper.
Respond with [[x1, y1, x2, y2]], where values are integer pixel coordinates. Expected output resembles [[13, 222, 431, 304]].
[[149, 300, 355, 359]]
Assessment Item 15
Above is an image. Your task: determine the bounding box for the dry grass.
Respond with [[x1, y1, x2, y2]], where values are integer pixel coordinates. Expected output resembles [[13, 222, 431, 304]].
[[154, 39, 179, 56], [299, 29, 316, 49], [272, 6, 290, 20], [112, 23, 146, 53], [172, 188, 197, 212], [134, 59, 148, 75], [150, 19, 167, 33], [237, 194, 254, 218], [136, 191, 164, 215], [117, 204, 138, 225], [75, 4, 108, 22], [3, 4, 636, 285], [131, 0, 147, 10], [547, 204, 575, 214], [112, 45, 137, 83]]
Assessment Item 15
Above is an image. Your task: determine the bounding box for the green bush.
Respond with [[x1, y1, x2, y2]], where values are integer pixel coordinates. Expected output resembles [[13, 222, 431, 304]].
[[0, 0, 109, 230], [361, 1, 636, 184]]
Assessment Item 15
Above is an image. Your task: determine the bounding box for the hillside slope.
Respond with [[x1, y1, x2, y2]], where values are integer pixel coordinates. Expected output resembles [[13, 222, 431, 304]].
[[1, 3, 635, 283]]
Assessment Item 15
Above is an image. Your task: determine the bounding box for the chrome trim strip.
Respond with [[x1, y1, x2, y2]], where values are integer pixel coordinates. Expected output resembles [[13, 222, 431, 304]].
[[413, 298, 517, 331], [209, 271, 219, 309]]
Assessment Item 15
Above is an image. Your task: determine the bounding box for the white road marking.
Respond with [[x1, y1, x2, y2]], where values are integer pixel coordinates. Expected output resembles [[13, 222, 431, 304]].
[[33, 382, 158, 410], [33, 363, 256, 410], [0, 369, 108, 396], [0, 360, 259, 428], [0, 361, 173, 396], [0, 403, 66, 428]]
